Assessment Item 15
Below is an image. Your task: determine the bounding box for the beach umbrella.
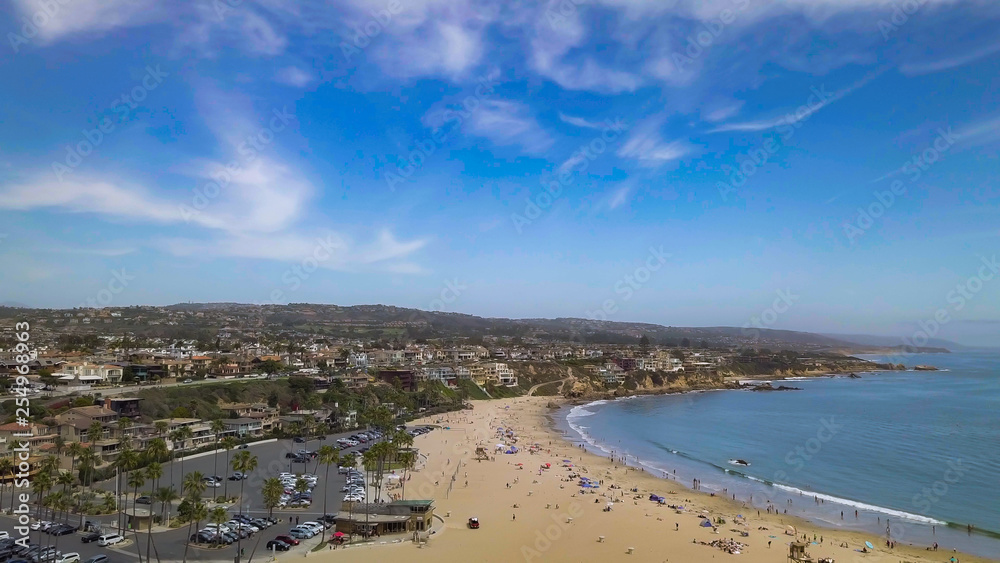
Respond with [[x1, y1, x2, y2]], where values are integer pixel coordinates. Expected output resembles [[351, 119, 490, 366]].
[[865, 541, 874, 550], [333, 532, 345, 538]]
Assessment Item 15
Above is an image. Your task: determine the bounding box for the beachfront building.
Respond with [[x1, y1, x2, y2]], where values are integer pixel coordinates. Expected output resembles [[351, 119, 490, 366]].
[[335, 500, 435, 536], [482, 362, 518, 387]]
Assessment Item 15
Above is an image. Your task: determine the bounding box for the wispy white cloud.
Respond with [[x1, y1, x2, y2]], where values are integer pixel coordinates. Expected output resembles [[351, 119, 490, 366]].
[[462, 100, 554, 154], [617, 116, 692, 168], [274, 66, 314, 87], [707, 72, 879, 133], [900, 41, 1000, 75], [558, 112, 605, 129], [608, 185, 631, 210]]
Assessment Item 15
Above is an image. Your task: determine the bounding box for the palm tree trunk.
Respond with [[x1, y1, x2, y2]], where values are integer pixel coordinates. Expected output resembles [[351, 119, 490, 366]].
[[182, 518, 193, 563]]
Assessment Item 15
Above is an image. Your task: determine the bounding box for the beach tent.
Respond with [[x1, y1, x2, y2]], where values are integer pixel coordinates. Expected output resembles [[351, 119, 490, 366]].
[[785, 525, 796, 536], [700, 520, 714, 527]]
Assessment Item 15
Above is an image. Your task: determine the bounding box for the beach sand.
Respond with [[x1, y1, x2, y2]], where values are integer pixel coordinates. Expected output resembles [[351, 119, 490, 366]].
[[312, 396, 992, 563]]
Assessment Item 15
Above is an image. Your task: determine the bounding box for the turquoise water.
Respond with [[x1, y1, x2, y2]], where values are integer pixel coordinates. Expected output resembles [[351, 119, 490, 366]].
[[560, 350, 1000, 559]]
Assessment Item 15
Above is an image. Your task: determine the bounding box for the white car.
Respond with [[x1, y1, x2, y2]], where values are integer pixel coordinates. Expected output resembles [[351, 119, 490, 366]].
[[343, 494, 364, 502], [204, 479, 222, 488], [204, 523, 232, 534], [300, 522, 324, 533], [0, 531, 8, 539], [56, 553, 81, 563], [98, 534, 124, 547]]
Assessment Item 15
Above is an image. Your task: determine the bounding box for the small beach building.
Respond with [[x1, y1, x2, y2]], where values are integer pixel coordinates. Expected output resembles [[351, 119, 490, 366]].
[[335, 500, 435, 536]]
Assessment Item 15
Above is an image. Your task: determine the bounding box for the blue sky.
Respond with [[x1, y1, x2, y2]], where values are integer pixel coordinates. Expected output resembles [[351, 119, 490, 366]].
[[1, 0, 999, 345]]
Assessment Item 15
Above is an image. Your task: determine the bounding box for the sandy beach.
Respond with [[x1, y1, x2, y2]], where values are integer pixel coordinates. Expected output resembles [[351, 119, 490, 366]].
[[313, 396, 993, 563]]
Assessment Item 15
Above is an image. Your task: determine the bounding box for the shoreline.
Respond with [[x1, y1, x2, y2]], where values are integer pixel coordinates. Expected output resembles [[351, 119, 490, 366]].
[[551, 392, 997, 560], [313, 396, 994, 563]]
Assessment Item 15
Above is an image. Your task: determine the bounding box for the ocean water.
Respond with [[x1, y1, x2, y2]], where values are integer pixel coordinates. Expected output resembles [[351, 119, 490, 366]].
[[559, 350, 1000, 559]]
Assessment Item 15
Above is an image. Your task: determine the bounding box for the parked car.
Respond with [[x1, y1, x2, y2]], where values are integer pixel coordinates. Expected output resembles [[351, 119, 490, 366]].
[[265, 540, 290, 551], [183, 379, 192, 383], [80, 533, 101, 544], [293, 437, 305, 443], [55, 552, 80, 563], [135, 496, 152, 505], [273, 535, 299, 546], [97, 534, 124, 547], [239, 444, 249, 449], [82, 556, 108, 563], [287, 528, 312, 539]]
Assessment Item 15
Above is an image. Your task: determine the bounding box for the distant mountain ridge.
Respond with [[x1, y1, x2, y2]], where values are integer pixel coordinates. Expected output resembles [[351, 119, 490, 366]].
[[0, 302, 952, 352]]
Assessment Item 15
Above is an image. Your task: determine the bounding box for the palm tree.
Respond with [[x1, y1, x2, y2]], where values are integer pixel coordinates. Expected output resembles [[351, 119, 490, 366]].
[[210, 419, 226, 482], [143, 463, 162, 563], [317, 446, 340, 520], [154, 486, 178, 525], [221, 437, 237, 500], [127, 471, 145, 532], [182, 471, 206, 502], [182, 500, 207, 563], [398, 450, 417, 500], [116, 448, 139, 534], [231, 451, 257, 514], [260, 478, 283, 518], [102, 492, 116, 514], [76, 449, 97, 526], [146, 438, 168, 466], [172, 425, 194, 480], [154, 420, 169, 439], [32, 471, 52, 520], [0, 457, 14, 514], [208, 506, 228, 547]]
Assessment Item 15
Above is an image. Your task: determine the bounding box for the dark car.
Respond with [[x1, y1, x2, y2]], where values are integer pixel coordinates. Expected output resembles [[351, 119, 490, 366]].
[[239, 444, 249, 449], [265, 540, 290, 551], [293, 437, 305, 443], [80, 533, 101, 544], [284, 452, 298, 459], [83, 556, 108, 563], [319, 514, 337, 524], [51, 524, 79, 535]]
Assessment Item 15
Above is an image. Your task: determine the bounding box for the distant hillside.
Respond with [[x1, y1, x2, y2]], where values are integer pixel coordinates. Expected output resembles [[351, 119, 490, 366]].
[[820, 333, 958, 352], [0, 301, 951, 353]]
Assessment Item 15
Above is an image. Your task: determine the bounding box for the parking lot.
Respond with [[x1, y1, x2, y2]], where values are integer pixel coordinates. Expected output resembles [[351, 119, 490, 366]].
[[2, 427, 406, 563]]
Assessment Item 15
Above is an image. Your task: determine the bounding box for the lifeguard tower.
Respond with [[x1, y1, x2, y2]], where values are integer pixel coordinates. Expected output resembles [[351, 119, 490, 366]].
[[788, 541, 814, 563], [475, 446, 490, 461]]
